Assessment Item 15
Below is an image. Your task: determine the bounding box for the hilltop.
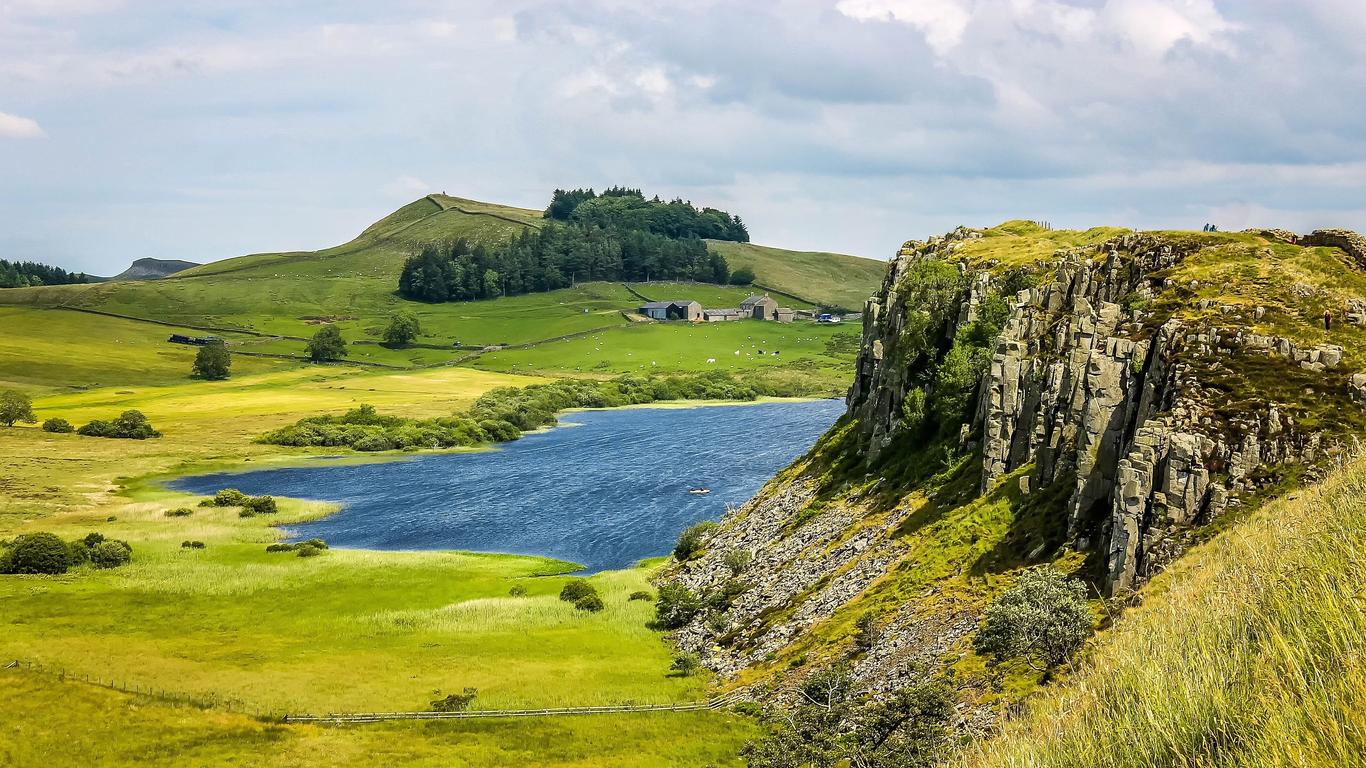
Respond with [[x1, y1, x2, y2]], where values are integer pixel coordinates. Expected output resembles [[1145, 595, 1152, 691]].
[[104, 257, 201, 282], [661, 221, 1366, 743], [0, 193, 882, 376]]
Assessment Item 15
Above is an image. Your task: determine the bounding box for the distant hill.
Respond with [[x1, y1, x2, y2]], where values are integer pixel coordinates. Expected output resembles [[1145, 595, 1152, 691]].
[[706, 240, 884, 311], [0, 192, 881, 342], [106, 258, 201, 282]]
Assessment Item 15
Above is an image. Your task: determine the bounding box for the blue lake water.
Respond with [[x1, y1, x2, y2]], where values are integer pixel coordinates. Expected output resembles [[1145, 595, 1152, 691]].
[[168, 400, 844, 572]]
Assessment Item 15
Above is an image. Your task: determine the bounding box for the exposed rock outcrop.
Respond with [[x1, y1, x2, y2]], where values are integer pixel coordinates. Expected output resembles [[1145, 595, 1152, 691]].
[[666, 223, 1366, 717]]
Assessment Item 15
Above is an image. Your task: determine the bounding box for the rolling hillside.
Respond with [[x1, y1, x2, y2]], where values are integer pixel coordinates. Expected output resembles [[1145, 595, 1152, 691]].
[[706, 240, 886, 311], [0, 192, 878, 376]]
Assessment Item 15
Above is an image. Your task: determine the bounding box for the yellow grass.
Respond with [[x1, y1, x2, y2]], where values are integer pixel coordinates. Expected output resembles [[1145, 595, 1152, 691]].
[[963, 458, 1366, 768]]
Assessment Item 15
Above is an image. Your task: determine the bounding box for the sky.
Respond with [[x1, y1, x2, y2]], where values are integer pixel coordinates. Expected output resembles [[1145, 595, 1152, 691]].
[[1, 0, 1365, 274]]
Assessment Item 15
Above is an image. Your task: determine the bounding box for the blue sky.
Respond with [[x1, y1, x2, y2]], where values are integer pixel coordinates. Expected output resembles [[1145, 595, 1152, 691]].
[[2, 0, 1364, 274]]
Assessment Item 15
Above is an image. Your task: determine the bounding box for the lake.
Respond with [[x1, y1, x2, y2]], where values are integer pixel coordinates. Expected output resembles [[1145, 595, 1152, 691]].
[[168, 399, 844, 571]]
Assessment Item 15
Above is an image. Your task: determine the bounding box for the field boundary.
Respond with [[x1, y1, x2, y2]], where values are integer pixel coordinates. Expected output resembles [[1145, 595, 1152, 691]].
[[5, 659, 745, 724], [48, 306, 303, 340], [282, 691, 747, 723]]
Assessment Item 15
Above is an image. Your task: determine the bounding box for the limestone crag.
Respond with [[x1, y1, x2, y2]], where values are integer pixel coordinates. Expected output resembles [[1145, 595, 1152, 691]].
[[664, 224, 1366, 709]]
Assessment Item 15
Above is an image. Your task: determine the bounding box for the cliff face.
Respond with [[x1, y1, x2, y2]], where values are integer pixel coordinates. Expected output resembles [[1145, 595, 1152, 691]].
[[666, 222, 1366, 719]]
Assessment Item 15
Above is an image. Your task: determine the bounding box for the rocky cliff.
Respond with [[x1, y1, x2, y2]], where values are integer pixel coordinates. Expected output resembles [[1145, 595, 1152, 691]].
[[664, 221, 1366, 721]]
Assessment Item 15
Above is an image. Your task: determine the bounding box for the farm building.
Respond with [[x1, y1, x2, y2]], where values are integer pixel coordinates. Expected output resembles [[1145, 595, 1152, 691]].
[[739, 294, 795, 322], [704, 309, 744, 322], [639, 300, 703, 321]]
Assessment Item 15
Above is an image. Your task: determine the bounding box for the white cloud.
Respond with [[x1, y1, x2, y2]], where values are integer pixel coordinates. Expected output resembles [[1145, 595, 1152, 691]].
[[0, 111, 44, 138], [1103, 0, 1239, 58], [836, 0, 972, 55]]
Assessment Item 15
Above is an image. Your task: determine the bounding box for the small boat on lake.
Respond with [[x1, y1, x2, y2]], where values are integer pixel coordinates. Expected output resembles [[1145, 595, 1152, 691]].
[[688, 487, 711, 495]]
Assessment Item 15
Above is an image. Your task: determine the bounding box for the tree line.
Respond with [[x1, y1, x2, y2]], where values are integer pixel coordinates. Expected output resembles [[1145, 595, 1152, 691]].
[[0, 259, 91, 288], [399, 225, 729, 302], [544, 186, 749, 243], [398, 186, 746, 303]]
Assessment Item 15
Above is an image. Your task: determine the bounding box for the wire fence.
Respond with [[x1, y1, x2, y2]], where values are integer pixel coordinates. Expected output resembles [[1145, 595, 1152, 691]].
[[5, 658, 747, 725]]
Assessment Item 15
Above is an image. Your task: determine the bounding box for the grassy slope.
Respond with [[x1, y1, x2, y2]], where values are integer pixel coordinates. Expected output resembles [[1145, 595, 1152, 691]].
[[0, 195, 875, 367], [706, 240, 885, 311], [710, 224, 1366, 718], [964, 457, 1366, 768], [0, 668, 754, 768]]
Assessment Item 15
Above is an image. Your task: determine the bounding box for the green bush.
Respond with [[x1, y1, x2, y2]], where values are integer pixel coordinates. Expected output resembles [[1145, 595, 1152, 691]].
[[508, 584, 528, 597], [210, 489, 248, 507], [654, 581, 702, 629], [181, 541, 206, 550], [670, 652, 702, 677], [673, 521, 719, 561], [5, 533, 72, 575], [974, 566, 1092, 671], [628, 590, 653, 602], [243, 495, 278, 515], [266, 543, 294, 553], [41, 417, 73, 433], [67, 540, 91, 566], [164, 507, 194, 517], [574, 593, 606, 612], [295, 543, 324, 558], [77, 410, 160, 439], [723, 548, 753, 576], [90, 540, 132, 569], [559, 578, 597, 603], [430, 688, 477, 712]]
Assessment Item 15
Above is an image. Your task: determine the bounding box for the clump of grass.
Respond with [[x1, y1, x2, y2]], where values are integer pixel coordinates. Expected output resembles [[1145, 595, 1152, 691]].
[[964, 459, 1366, 768]]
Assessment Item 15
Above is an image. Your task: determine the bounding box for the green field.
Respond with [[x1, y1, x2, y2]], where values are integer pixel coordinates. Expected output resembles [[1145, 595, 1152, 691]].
[[706, 240, 885, 311], [0, 191, 887, 766], [1, 666, 754, 768]]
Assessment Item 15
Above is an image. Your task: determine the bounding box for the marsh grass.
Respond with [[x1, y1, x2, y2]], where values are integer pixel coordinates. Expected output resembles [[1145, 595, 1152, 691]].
[[964, 460, 1366, 768]]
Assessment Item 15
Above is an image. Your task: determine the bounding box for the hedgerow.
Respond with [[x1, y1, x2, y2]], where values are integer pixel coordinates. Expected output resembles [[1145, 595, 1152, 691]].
[[261, 371, 775, 453]]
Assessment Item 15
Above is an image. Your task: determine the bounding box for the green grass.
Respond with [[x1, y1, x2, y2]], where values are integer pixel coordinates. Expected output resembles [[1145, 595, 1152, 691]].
[[706, 240, 885, 311], [0, 306, 296, 393], [0, 195, 879, 371], [963, 458, 1366, 768], [0, 667, 756, 768], [473, 320, 857, 393]]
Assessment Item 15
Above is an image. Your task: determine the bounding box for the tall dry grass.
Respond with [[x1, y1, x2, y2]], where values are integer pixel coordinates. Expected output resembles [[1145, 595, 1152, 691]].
[[965, 461, 1366, 768]]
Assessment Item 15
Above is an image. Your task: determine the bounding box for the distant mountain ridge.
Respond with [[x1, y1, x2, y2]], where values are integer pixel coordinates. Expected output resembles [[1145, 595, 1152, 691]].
[[107, 257, 201, 282]]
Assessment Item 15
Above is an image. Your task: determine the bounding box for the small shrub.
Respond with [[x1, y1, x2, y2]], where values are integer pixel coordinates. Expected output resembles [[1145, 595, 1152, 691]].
[[974, 566, 1092, 671], [90, 540, 132, 569], [673, 521, 719, 561], [211, 489, 249, 507], [243, 496, 278, 515], [265, 543, 295, 553], [654, 581, 702, 629], [670, 652, 702, 677], [299, 538, 328, 549], [164, 507, 194, 517], [704, 579, 749, 611], [295, 543, 324, 558], [706, 612, 730, 634], [82, 532, 106, 548], [722, 548, 753, 576], [238, 507, 257, 518], [628, 590, 653, 602], [574, 593, 606, 612], [41, 417, 74, 433], [508, 584, 528, 597], [66, 540, 90, 566], [854, 612, 880, 652], [5, 533, 72, 575], [181, 541, 206, 550], [77, 410, 160, 439], [559, 578, 597, 603], [430, 687, 477, 712]]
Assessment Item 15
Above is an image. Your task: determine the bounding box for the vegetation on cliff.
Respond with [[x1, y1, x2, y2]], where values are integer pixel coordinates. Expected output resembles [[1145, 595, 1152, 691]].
[[663, 221, 1366, 748]]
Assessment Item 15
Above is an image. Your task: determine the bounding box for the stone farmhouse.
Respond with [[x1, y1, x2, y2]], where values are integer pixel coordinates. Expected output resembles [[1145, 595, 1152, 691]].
[[637, 293, 795, 323]]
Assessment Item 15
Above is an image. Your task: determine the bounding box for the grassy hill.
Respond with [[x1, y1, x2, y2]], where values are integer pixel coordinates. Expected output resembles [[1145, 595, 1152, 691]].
[[964, 456, 1366, 768], [706, 240, 885, 311]]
